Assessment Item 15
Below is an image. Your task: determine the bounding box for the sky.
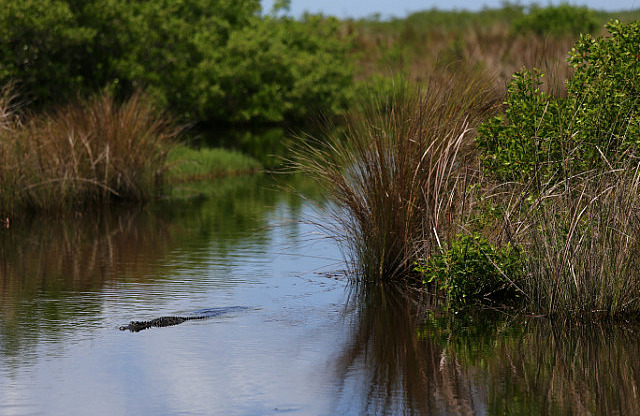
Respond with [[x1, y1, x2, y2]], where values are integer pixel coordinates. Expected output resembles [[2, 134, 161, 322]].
[[261, 0, 640, 19]]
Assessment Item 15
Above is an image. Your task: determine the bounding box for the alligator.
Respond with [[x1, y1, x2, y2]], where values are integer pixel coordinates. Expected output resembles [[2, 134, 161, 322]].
[[119, 306, 247, 332]]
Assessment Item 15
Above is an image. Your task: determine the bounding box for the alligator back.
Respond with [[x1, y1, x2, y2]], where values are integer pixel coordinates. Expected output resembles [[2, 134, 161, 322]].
[[119, 307, 248, 332]]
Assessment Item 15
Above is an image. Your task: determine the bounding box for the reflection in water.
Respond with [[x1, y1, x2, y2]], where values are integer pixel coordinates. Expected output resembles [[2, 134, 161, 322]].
[[333, 283, 485, 415], [0, 174, 298, 366], [477, 321, 640, 416], [333, 282, 640, 415], [0, 207, 173, 365]]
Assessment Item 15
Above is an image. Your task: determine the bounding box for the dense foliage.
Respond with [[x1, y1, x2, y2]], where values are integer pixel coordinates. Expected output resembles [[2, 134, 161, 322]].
[[0, 0, 352, 124], [414, 233, 524, 307], [472, 20, 640, 320], [476, 19, 640, 184]]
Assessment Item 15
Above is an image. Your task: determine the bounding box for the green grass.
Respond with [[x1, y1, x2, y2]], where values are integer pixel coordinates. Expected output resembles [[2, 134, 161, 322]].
[[167, 145, 262, 182]]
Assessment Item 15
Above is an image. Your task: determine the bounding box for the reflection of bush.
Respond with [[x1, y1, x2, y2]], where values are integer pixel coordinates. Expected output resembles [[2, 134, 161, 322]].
[[332, 282, 640, 415], [334, 284, 486, 415], [420, 311, 640, 415], [485, 322, 640, 415]]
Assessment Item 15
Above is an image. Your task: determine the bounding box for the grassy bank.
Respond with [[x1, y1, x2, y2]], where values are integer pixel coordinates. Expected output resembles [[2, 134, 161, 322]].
[[167, 145, 262, 182]]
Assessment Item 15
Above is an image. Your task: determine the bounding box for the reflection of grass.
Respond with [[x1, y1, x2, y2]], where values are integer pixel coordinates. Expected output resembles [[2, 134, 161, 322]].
[[0, 173, 320, 359], [167, 145, 262, 183]]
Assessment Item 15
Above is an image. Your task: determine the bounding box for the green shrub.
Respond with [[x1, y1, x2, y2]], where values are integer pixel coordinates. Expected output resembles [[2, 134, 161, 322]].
[[0, 0, 96, 104], [475, 68, 567, 183], [414, 233, 524, 306], [476, 19, 640, 184], [511, 4, 599, 37], [567, 19, 640, 150], [204, 14, 353, 123]]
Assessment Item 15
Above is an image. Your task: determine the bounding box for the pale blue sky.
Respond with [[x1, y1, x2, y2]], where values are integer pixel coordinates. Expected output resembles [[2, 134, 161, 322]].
[[261, 0, 640, 19]]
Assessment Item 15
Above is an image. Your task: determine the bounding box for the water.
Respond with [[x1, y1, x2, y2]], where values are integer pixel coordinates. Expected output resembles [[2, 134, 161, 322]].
[[1, 173, 639, 416]]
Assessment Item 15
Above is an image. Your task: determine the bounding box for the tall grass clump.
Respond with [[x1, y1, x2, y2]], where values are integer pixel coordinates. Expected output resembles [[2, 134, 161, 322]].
[[0, 87, 180, 217], [297, 72, 494, 281]]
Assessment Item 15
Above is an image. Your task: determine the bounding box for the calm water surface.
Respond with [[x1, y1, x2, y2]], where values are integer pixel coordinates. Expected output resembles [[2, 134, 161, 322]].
[[1, 174, 639, 416]]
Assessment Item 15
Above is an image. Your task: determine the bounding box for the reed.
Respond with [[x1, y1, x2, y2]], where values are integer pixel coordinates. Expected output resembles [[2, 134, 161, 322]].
[[502, 166, 640, 320], [296, 72, 494, 281], [0, 86, 180, 217]]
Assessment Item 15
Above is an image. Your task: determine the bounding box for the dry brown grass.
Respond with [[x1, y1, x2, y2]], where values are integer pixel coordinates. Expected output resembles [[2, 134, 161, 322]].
[[348, 20, 575, 99], [0, 86, 180, 217], [498, 166, 640, 320]]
